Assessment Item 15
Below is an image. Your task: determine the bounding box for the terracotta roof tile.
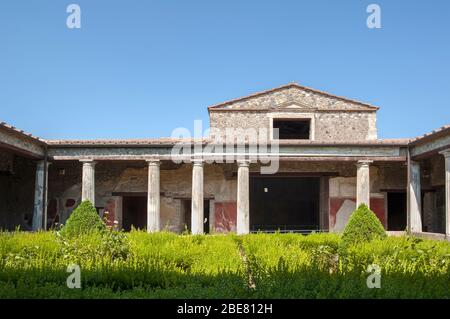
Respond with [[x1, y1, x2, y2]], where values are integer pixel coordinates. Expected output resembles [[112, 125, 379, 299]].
[[1, 120, 411, 147], [44, 138, 409, 147], [45, 138, 208, 146], [0, 121, 46, 144], [410, 125, 450, 145]]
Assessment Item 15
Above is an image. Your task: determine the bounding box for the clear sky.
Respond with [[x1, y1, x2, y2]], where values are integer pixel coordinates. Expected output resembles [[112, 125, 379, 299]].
[[0, 0, 449, 140]]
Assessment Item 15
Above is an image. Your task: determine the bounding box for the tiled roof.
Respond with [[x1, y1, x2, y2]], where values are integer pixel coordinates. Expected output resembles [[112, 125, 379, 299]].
[[0, 121, 46, 144], [4, 121, 449, 149], [208, 83, 379, 110], [409, 125, 450, 145], [45, 138, 409, 147], [276, 139, 410, 146], [1, 119, 409, 147], [46, 138, 207, 146]]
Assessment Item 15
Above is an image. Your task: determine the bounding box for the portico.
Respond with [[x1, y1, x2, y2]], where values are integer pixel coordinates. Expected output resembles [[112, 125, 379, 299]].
[[39, 139, 407, 235]]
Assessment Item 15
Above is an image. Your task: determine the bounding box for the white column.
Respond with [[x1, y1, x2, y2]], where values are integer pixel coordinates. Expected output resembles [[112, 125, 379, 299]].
[[407, 160, 422, 233], [32, 160, 48, 231], [442, 151, 450, 237], [191, 160, 204, 235], [147, 160, 160, 232], [237, 161, 250, 235], [81, 159, 96, 206], [356, 160, 372, 208]]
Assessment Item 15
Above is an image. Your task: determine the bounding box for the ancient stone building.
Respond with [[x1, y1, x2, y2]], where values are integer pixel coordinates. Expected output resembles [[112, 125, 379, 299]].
[[1, 83, 449, 239]]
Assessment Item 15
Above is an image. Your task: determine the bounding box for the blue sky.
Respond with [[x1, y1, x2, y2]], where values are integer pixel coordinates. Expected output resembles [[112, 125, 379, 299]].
[[0, 0, 449, 139]]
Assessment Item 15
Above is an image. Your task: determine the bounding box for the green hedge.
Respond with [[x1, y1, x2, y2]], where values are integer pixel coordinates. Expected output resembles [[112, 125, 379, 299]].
[[240, 233, 449, 298], [60, 201, 106, 237], [0, 231, 448, 298], [341, 204, 387, 249]]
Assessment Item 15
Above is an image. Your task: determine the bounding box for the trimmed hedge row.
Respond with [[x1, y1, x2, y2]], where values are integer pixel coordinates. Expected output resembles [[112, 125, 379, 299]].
[[0, 230, 448, 298]]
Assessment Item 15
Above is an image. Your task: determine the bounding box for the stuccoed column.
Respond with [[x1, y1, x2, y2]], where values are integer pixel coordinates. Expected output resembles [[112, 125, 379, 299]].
[[407, 160, 422, 233], [237, 161, 250, 235], [147, 160, 160, 232], [356, 160, 372, 208], [191, 160, 204, 235], [80, 159, 96, 206], [442, 151, 450, 237], [32, 160, 47, 231]]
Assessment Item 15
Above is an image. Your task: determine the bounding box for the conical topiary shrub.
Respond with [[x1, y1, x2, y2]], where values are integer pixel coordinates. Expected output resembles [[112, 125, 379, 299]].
[[341, 203, 386, 248], [60, 200, 106, 237]]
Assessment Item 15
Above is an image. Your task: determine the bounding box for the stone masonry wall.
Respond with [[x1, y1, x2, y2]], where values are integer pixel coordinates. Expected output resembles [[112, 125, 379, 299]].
[[215, 86, 376, 111], [315, 112, 377, 141], [209, 86, 378, 142], [210, 111, 377, 142]]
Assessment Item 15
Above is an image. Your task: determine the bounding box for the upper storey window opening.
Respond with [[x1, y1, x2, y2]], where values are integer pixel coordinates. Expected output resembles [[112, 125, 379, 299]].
[[273, 119, 311, 140]]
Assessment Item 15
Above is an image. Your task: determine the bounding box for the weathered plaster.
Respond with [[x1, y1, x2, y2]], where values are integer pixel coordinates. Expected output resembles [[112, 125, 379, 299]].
[[0, 128, 45, 158]]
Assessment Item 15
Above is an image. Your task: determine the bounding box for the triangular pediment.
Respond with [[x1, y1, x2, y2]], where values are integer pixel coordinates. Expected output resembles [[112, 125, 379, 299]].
[[277, 100, 315, 110], [208, 83, 378, 112]]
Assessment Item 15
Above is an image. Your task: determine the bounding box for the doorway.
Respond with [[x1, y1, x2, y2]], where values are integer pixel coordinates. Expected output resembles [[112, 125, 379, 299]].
[[387, 192, 407, 231], [122, 196, 147, 231], [250, 176, 320, 233], [182, 199, 210, 234]]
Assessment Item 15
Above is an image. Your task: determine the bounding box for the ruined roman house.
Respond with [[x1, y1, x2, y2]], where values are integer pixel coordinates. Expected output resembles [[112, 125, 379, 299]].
[[1, 83, 449, 238]]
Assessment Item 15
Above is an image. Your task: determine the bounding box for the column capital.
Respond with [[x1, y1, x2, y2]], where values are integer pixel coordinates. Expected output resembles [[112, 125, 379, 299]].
[[356, 160, 373, 168], [237, 160, 250, 168], [146, 159, 160, 166], [192, 159, 204, 167], [80, 159, 97, 166]]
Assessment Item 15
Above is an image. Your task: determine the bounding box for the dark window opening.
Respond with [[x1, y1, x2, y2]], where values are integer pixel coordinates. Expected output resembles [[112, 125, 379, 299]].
[[273, 119, 311, 139]]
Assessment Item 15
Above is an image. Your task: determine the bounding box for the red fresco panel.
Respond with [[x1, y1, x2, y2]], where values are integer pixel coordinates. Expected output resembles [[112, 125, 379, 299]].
[[214, 202, 237, 233], [370, 198, 386, 227], [329, 197, 386, 229], [329, 198, 346, 229], [103, 199, 116, 228]]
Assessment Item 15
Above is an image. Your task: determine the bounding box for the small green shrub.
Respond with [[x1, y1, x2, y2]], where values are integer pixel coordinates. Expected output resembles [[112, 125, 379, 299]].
[[60, 201, 106, 237], [341, 204, 386, 249]]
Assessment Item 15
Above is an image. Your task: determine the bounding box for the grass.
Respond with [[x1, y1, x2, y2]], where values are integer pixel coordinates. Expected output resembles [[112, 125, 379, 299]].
[[0, 231, 448, 298]]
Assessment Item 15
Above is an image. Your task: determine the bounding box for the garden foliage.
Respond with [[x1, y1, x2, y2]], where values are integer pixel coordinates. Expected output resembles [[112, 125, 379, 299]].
[[341, 204, 387, 249], [0, 230, 448, 298], [60, 201, 106, 237]]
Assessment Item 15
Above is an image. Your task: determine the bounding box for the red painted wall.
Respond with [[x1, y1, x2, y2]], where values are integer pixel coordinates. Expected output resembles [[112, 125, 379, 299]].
[[330, 197, 386, 229], [103, 199, 116, 229], [214, 202, 237, 233]]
